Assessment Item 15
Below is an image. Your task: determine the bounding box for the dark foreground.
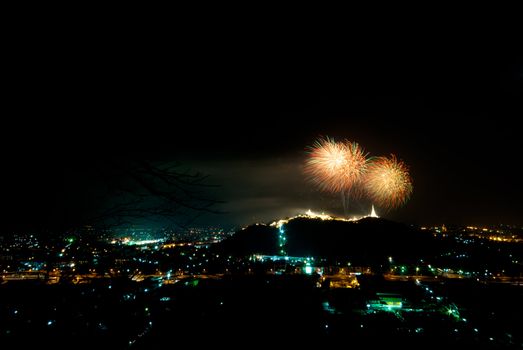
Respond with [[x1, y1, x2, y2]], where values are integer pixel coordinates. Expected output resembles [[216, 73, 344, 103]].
[[1, 275, 521, 349]]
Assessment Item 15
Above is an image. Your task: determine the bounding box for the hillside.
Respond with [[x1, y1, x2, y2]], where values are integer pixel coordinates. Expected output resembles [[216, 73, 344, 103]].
[[219, 216, 439, 264]]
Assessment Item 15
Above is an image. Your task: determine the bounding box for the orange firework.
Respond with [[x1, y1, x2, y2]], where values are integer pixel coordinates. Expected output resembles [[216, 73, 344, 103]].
[[364, 155, 413, 209], [305, 137, 370, 194]]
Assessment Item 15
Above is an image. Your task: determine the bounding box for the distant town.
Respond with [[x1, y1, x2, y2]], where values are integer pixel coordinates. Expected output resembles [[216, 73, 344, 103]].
[[1, 212, 522, 347]]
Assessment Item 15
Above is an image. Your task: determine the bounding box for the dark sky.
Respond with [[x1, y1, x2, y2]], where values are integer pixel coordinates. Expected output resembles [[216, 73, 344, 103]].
[[3, 30, 522, 231]]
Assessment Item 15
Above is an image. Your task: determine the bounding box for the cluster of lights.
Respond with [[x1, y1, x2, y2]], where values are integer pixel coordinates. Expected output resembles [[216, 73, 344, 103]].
[[111, 238, 164, 246], [270, 209, 378, 230], [278, 225, 286, 256]]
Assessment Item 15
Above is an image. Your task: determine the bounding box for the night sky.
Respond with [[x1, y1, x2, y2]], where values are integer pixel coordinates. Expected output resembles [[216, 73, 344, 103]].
[[3, 33, 522, 232]]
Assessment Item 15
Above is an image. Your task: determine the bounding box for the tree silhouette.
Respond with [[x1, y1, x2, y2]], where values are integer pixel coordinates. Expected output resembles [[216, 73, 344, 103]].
[[58, 156, 223, 231]]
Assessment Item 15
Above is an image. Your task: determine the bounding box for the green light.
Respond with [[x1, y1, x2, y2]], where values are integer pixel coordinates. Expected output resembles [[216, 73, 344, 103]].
[[278, 225, 287, 256]]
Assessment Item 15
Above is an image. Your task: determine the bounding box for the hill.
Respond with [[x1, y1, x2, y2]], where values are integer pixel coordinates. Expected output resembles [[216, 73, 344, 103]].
[[218, 216, 439, 264]]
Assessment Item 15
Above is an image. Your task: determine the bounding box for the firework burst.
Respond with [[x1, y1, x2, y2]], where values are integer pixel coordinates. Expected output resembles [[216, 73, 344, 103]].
[[364, 155, 413, 209], [305, 137, 370, 194]]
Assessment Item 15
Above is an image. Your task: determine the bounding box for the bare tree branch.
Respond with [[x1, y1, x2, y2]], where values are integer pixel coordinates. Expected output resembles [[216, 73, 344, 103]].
[[63, 158, 224, 231]]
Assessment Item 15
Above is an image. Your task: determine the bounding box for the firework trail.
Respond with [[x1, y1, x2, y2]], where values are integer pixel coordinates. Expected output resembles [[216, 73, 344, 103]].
[[364, 155, 413, 209]]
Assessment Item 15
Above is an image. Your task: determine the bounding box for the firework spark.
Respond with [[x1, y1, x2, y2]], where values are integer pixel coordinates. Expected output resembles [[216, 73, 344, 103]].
[[364, 155, 413, 209], [305, 137, 370, 194]]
